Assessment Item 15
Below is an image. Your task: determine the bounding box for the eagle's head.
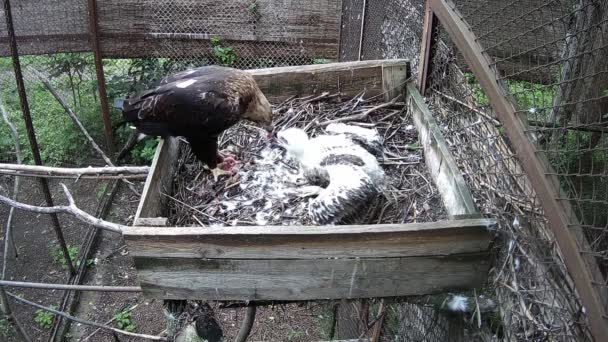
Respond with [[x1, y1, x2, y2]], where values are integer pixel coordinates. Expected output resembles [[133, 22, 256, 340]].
[[277, 127, 309, 161], [243, 90, 274, 135]]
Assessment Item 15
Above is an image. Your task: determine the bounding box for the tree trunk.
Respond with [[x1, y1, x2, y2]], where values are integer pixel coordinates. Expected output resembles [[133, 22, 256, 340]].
[[548, 0, 608, 152]]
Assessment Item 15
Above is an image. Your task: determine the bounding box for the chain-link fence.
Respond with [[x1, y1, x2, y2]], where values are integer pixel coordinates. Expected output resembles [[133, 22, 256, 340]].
[[344, 0, 607, 340], [340, 0, 425, 73], [409, 0, 606, 340], [2, 0, 607, 341]]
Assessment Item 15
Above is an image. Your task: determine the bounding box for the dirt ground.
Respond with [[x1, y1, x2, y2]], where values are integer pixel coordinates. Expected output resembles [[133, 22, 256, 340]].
[[0, 173, 333, 342]]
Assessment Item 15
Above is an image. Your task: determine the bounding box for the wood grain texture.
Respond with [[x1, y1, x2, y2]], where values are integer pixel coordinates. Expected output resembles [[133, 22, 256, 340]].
[[134, 253, 490, 301], [382, 62, 410, 101], [134, 137, 179, 221], [128, 60, 491, 302], [0, 0, 340, 59], [247, 59, 409, 102], [123, 218, 494, 259], [407, 82, 479, 218]]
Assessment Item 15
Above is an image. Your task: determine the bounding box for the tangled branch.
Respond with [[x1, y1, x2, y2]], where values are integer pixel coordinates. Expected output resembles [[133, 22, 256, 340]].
[[0, 183, 126, 233], [0, 163, 149, 180], [8, 292, 168, 341]]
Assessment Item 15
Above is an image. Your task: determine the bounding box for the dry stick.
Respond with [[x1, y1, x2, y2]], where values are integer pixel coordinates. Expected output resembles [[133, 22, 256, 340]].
[[0, 280, 141, 292], [0, 163, 149, 179], [31, 68, 140, 195], [318, 95, 403, 127], [7, 292, 169, 341], [48, 180, 120, 342], [0, 100, 20, 270], [81, 304, 140, 342], [0, 99, 32, 342], [0, 290, 33, 342], [115, 129, 139, 162], [432, 89, 501, 126], [0, 171, 146, 180], [0, 183, 126, 233], [31, 69, 113, 166], [370, 300, 385, 342]]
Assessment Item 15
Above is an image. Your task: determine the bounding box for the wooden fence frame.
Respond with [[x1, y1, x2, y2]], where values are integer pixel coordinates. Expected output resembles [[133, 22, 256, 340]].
[[123, 59, 495, 302], [418, 0, 608, 340]]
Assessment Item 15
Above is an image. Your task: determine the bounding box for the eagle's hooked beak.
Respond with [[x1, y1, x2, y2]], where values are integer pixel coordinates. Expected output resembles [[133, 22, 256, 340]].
[[264, 124, 275, 140]]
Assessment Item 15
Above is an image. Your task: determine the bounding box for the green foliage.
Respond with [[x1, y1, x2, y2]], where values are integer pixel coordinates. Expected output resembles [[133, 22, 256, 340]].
[[50, 244, 79, 271], [312, 59, 334, 64], [464, 72, 555, 119], [0, 317, 13, 338], [0, 54, 106, 165], [287, 328, 306, 340], [245, 0, 262, 21], [507, 79, 554, 117], [96, 182, 109, 201], [114, 309, 136, 332], [34, 307, 56, 329], [211, 38, 238, 66], [313, 305, 335, 339], [464, 72, 489, 106], [130, 137, 159, 164]]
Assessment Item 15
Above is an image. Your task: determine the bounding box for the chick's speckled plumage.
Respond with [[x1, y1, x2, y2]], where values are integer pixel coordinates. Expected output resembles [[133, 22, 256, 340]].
[[278, 125, 386, 225]]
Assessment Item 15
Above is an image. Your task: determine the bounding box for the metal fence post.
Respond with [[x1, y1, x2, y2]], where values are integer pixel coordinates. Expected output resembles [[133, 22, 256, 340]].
[[2, 0, 76, 276], [88, 0, 115, 157]]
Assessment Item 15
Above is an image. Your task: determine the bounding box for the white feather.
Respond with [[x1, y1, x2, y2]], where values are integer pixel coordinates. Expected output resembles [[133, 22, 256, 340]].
[[277, 126, 385, 224], [447, 295, 469, 312], [175, 79, 197, 88]]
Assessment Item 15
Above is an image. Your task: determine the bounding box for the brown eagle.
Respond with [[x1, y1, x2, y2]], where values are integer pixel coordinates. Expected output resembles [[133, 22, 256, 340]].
[[121, 65, 273, 180]]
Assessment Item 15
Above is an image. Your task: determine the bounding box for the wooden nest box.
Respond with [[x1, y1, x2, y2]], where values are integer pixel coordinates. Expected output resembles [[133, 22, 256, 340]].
[[122, 59, 495, 301]]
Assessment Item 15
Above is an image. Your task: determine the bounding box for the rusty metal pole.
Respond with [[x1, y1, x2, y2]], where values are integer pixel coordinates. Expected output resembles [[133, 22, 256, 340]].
[[88, 0, 115, 157], [2, 0, 76, 276]]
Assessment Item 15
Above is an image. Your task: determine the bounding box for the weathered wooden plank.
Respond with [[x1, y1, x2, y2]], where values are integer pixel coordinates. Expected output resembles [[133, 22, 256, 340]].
[[134, 137, 180, 221], [431, 0, 608, 338], [133, 217, 168, 227], [0, 0, 341, 59], [407, 81, 479, 218], [123, 218, 494, 259], [134, 252, 489, 301], [246, 59, 409, 102], [382, 62, 410, 101]]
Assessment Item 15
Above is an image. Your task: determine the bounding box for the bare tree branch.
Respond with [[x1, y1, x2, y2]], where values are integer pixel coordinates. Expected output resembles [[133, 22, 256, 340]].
[[0, 163, 149, 180], [0, 99, 20, 277], [30, 68, 141, 195], [0, 279, 141, 292], [30, 68, 114, 166], [319, 95, 403, 127], [0, 183, 125, 233], [7, 292, 169, 341]]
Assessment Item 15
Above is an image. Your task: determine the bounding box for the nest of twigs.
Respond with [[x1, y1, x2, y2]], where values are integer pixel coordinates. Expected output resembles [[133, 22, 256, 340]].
[[166, 92, 447, 226]]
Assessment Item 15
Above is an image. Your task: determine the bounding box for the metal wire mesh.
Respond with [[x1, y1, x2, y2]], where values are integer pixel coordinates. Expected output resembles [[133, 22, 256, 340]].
[[416, 0, 608, 337], [143, 0, 339, 70], [340, 0, 425, 73], [2, 0, 607, 340]]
